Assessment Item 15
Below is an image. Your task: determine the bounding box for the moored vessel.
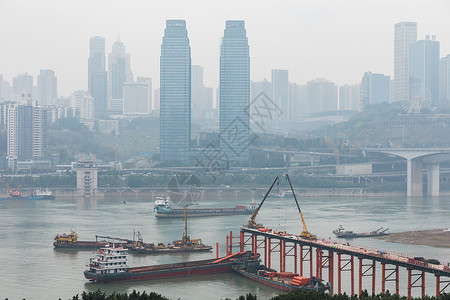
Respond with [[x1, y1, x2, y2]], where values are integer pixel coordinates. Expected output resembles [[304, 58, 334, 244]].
[[53, 231, 132, 249], [154, 197, 256, 218], [232, 253, 329, 292], [84, 246, 251, 283]]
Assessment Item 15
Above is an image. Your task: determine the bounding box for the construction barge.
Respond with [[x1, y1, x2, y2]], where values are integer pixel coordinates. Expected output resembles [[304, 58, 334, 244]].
[[333, 226, 390, 238]]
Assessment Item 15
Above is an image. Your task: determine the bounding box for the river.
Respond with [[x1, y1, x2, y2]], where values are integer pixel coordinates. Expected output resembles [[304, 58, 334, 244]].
[[1, 193, 449, 299]]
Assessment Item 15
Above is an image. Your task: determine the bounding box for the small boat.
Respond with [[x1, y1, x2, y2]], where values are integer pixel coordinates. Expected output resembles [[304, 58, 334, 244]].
[[154, 197, 256, 218], [333, 225, 390, 238], [84, 246, 251, 283], [27, 189, 55, 200], [232, 253, 329, 292]]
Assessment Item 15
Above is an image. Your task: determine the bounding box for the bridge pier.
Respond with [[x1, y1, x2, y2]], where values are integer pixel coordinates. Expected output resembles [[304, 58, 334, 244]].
[[407, 158, 423, 197], [427, 163, 440, 197]]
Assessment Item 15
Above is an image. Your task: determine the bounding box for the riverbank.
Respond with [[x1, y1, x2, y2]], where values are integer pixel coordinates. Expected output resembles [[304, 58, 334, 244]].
[[376, 228, 450, 248]]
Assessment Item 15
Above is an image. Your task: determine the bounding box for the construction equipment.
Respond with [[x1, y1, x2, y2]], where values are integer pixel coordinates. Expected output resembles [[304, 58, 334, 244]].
[[248, 176, 279, 228], [285, 174, 317, 240], [1, 174, 22, 198]]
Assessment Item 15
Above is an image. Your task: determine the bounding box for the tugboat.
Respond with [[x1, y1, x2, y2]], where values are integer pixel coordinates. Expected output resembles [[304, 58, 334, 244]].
[[128, 205, 212, 253], [232, 252, 329, 292], [333, 225, 390, 238]]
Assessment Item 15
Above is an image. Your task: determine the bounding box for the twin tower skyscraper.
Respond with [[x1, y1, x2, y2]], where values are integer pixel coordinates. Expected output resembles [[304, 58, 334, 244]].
[[160, 20, 250, 165]]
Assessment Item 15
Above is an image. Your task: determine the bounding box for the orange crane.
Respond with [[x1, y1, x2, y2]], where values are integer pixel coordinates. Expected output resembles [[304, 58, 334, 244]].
[[1, 174, 22, 198], [285, 174, 317, 240]]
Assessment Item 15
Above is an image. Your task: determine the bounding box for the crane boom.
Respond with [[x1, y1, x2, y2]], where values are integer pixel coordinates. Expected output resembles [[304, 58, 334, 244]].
[[285, 174, 317, 240], [248, 176, 279, 228]]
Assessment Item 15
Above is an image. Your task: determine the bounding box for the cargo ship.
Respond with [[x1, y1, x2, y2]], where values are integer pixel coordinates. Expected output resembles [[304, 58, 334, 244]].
[[333, 225, 390, 238], [232, 254, 330, 292], [154, 197, 256, 218], [53, 231, 133, 249], [84, 246, 250, 283]]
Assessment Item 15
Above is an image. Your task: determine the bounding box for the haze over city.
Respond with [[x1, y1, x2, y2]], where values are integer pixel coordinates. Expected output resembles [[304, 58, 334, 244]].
[[1, 0, 450, 96]]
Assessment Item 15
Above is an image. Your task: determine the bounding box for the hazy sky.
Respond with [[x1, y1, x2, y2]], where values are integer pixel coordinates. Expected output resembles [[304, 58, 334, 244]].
[[1, 0, 449, 97]]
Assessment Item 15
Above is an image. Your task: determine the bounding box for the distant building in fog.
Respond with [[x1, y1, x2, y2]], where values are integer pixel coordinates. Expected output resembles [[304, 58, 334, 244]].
[[409, 35, 440, 104], [70, 90, 94, 129], [339, 84, 360, 111], [192, 65, 213, 122], [360, 72, 390, 109], [272, 69, 289, 122], [289, 83, 308, 119], [220, 20, 250, 162], [394, 22, 417, 102], [88, 36, 108, 118], [0, 74, 11, 101], [137, 77, 152, 112], [160, 20, 191, 164], [12, 73, 33, 100], [108, 38, 133, 113], [307, 79, 337, 115], [123, 81, 150, 115], [37, 69, 57, 106], [440, 55, 450, 102]]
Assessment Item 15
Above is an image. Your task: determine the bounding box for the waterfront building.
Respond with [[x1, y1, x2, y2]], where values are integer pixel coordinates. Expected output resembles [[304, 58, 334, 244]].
[[219, 20, 250, 162], [160, 20, 191, 164], [393, 22, 417, 102], [409, 35, 440, 104], [360, 72, 390, 109], [6, 100, 48, 171], [440, 55, 450, 102], [76, 153, 98, 197], [37, 69, 57, 106], [88, 36, 107, 117]]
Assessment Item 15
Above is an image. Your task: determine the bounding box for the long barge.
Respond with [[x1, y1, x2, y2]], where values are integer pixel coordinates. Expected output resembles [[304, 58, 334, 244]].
[[84, 246, 249, 283], [154, 197, 256, 218], [333, 226, 390, 238], [53, 231, 117, 249]]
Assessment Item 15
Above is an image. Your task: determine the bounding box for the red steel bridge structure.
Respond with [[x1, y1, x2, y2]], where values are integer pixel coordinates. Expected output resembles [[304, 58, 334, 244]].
[[225, 227, 450, 299]]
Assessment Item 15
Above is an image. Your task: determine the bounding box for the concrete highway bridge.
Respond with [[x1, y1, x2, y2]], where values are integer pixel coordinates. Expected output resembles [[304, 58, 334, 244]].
[[364, 148, 450, 197]]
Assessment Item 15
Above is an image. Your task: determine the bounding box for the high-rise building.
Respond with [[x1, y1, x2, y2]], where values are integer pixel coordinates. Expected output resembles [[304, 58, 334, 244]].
[[339, 84, 361, 111], [88, 36, 107, 117], [108, 38, 132, 113], [191, 65, 213, 122], [409, 35, 440, 104], [0, 74, 11, 101], [394, 22, 417, 102], [220, 20, 250, 162], [307, 79, 338, 115], [272, 69, 289, 122], [440, 55, 450, 102], [123, 81, 150, 115], [6, 101, 48, 164], [137, 77, 152, 112], [37, 69, 57, 106], [70, 90, 94, 129], [160, 20, 191, 164], [289, 83, 308, 119], [360, 72, 391, 109], [12, 73, 33, 99]]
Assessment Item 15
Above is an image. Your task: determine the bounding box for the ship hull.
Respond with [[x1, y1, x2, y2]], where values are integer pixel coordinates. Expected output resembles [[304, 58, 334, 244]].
[[128, 246, 213, 254], [84, 258, 234, 283], [232, 267, 329, 292], [155, 207, 254, 218], [53, 241, 109, 249]]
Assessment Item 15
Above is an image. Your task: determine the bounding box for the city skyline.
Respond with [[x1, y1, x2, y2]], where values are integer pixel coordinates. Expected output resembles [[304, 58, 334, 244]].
[[1, 1, 449, 97]]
